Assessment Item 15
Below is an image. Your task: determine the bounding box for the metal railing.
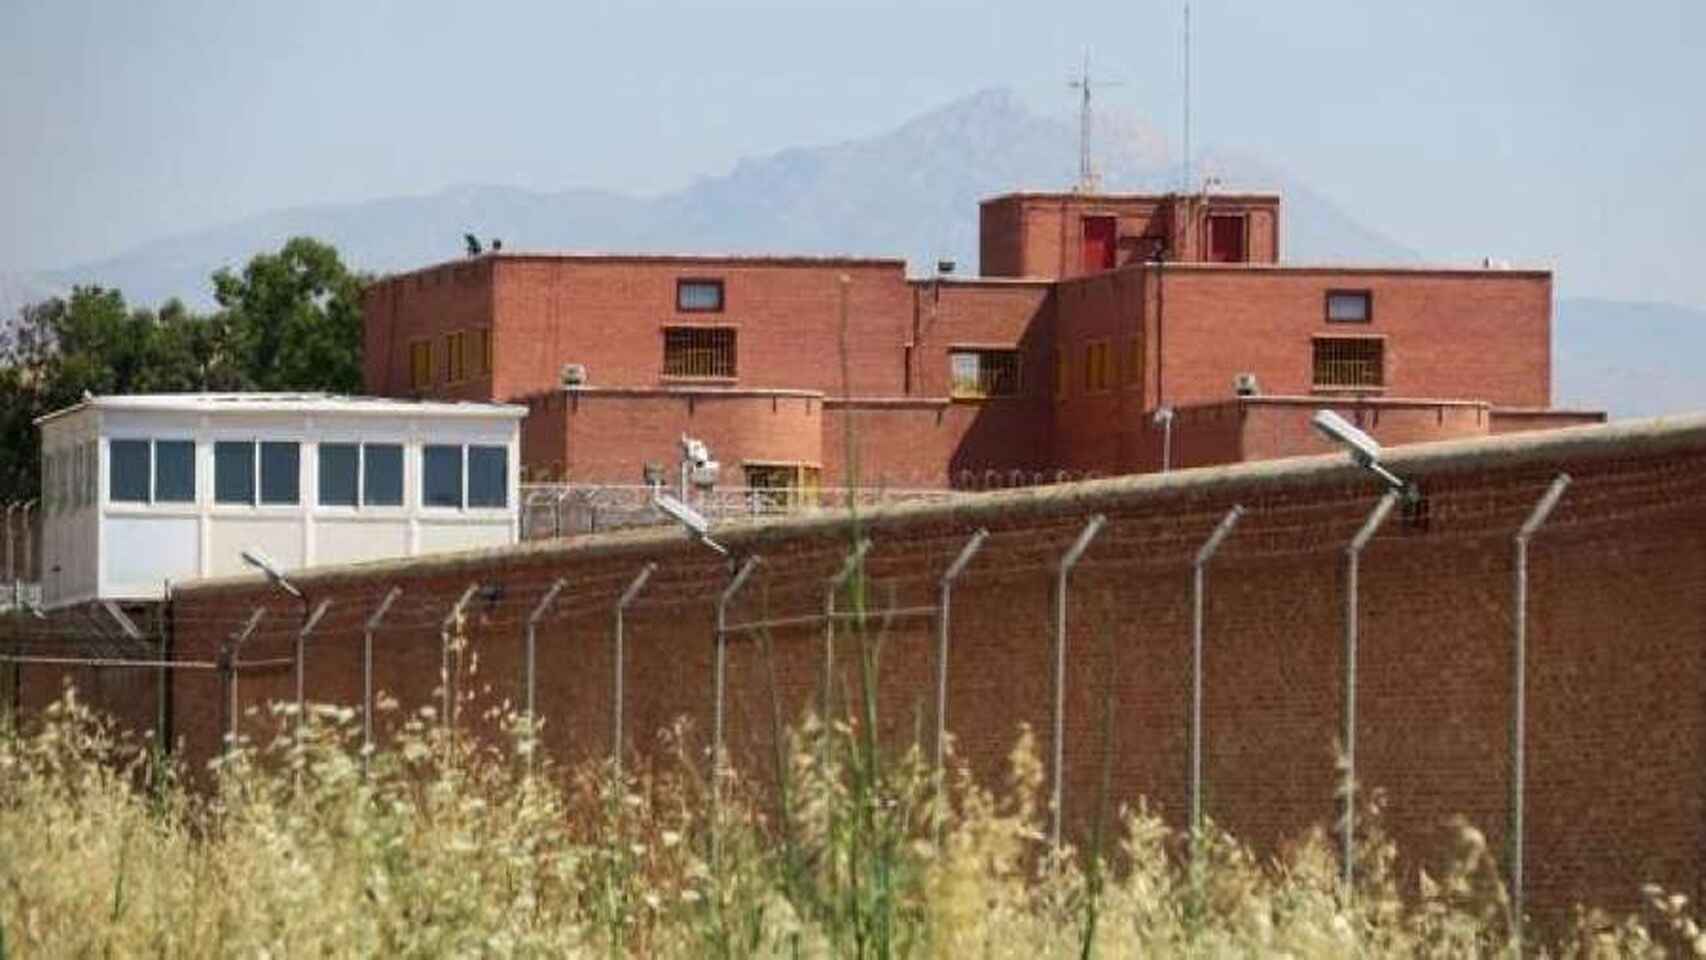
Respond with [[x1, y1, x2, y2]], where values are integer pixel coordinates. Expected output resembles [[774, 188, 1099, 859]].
[[519, 483, 961, 539]]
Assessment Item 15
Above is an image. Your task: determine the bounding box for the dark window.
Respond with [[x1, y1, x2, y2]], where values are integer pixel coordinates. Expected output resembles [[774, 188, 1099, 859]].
[[215, 441, 256, 504], [1326, 290, 1372, 323], [110, 439, 151, 503], [363, 444, 404, 506], [155, 441, 196, 503], [1207, 214, 1247, 263], [663, 326, 737, 378], [260, 441, 300, 505], [467, 446, 508, 508], [677, 279, 724, 312], [319, 443, 359, 507], [1313, 337, 1384, 388], [423, 444, 463, 508], [949, 349, 1023, 398]]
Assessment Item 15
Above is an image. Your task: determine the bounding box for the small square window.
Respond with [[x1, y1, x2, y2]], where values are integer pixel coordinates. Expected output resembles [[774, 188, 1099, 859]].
[[677, 279, 724, 313], [215, 441, 256, 504], [1326, 290, 1372, 323], [364, 444, 404, 506], [949, 349, 1022, 398], [111, 440, 151, 503], [260, 442, 300, 505], [423, 444, 463, 508], [468, 446, 508, 508], [319, 443, 359, 507], [155, 440, 196, 503]]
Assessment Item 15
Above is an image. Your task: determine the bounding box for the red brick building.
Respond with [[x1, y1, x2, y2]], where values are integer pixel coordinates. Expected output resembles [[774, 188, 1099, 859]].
[[362, 189, 1601, 489]]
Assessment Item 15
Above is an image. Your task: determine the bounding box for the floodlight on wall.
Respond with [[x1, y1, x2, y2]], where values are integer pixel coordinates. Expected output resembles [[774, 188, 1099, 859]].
[[1152, 406, 1176, 474], [1310, 409, 1420, 503], [240, 547, 304, 599], [653, 490, 729, 555]]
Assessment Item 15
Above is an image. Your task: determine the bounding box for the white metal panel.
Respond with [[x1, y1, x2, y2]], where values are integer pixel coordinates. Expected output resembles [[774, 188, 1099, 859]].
[[314, 518, 412, 567], [103, 515, 199, 599], [417, 519, 514, 555]]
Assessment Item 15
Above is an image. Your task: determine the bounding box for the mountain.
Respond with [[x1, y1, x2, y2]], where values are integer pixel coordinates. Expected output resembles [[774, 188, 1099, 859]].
[[16, 88, 1416, 310], [7, 88, 1699, 421], [1554, 298, 1706, 419]]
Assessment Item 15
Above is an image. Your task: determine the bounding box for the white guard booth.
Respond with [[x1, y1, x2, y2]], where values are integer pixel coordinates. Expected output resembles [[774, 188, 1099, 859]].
[[33, 393, 525, 609]]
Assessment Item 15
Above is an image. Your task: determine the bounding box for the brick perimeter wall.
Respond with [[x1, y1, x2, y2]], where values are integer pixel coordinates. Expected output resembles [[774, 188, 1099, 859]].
[[30, 422, 1705, 927]]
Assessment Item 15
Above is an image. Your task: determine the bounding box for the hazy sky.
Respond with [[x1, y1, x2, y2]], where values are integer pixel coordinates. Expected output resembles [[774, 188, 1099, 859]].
[[2, 0, 1701, 306]]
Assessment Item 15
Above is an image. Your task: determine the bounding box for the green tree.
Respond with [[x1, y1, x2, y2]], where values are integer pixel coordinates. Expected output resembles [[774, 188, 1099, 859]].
[[213, 236, 365, 392]]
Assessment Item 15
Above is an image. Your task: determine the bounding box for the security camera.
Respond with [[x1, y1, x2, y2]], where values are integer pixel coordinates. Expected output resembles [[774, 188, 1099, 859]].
[[653, 491, 728, 555], [1152, 406, 1175, 425], [1310, 410, 1381, 467], [680, 434, 711, 468]]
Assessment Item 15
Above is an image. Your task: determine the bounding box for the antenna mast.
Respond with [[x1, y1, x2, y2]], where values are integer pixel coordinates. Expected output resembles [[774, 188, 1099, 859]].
[[1069, 49, 1121, 193], [1183, 3, 1192, 194]]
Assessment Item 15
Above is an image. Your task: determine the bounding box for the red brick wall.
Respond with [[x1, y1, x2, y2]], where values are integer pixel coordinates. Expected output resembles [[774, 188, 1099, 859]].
[[979, 194, 1281, 280], [823, 399, 1053, 489], [1053, 270, 1147, 472], [154, 420, 1706, 925], [489, 257, 912, 402], [1151, 266, 1552, 409], [362, 259, 496, 401], [557, 389, 824, 486]]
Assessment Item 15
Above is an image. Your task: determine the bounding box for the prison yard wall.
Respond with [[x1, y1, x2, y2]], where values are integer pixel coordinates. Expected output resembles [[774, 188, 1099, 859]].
[[16, 415, 1706, 923]]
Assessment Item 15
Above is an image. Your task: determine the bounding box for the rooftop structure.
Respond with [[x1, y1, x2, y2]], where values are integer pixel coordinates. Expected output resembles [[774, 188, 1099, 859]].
[[33, 393, 523, 608], [362, 187, 1602, 500]]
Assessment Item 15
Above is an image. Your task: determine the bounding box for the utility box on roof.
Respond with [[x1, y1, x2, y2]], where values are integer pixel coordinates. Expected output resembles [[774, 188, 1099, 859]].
[[33, 393, 525, 609]]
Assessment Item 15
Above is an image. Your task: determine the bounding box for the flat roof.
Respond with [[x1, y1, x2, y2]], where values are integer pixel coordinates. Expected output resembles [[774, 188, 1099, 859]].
[[373, 250, 908, 287], [35, 392, 527, 427], [981, 190, 1282, 204]]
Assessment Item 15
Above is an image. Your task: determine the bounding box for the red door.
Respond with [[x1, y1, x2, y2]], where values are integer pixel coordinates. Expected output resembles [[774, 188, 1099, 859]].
[[1208, 215, 1247, 263], [1081, 216, 1117, 273]]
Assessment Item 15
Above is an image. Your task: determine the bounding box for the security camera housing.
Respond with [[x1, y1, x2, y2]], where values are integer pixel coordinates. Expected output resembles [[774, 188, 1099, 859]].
[[1310, 409, 1382, 467]]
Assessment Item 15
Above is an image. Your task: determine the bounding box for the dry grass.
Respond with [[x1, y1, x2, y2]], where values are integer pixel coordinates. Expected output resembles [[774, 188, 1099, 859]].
[[0, 683, 1701, 958]]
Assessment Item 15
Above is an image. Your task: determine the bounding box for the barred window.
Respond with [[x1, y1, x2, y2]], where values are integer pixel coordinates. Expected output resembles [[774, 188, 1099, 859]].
[[663, 326, 736, 378], [1313, 337, 1384, 388], [949, 349, 1022, 398]]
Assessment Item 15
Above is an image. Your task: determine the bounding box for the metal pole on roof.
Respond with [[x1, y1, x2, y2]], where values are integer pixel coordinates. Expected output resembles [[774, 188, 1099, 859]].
[[1341, 491, 1399, 898], [440, 583, 480, 758], [1510, 473, 1570, 953], [612, 562, 657, 779], [295, 598, 332, 750], [935, 528, 988, 837], [713, 555, 761, 873], [20, 500, 34, 587], [222, 607, 267, 757], [1190, 505, 1244, 857], [362, 587, 402, 777], [824, 539, 872, 730], [524, 578, 566, 774], [1052, 514, 1107, 850]]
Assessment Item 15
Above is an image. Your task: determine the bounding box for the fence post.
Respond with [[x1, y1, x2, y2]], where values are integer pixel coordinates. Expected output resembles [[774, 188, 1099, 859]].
[[4, 501, 16, 586], [714, 555, 762, 870], [362, 587, 402, 776], [440, 583, 481, 751], [1510, 473, 1570, 952], [19, 500, 34, 586], [295, 598, 332, 747], [1052, 514, 1106, 850], [1341, 491, 1399, 896], [612, 562, 657, 777], [222, 607, 267, 756], [1190, 505, 1244, 853], [936, 528, 989, 780], [824, 538, 872, 727], [524, 578, 567, 771]]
